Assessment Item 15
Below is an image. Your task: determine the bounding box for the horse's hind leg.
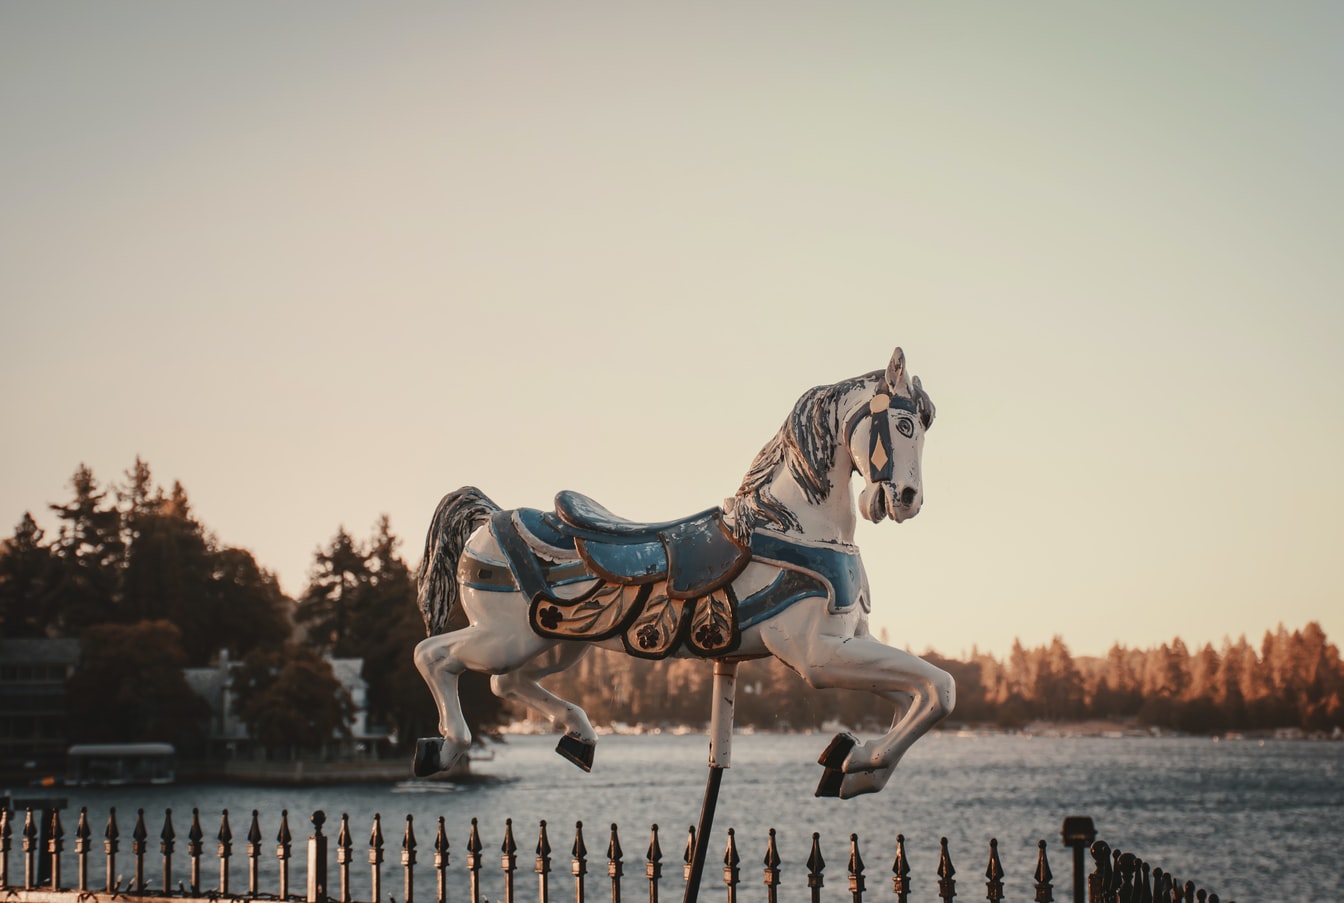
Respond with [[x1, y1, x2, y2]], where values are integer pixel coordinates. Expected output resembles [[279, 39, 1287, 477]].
[[412, 620, 549, 775], [491, 643, 599, 771]]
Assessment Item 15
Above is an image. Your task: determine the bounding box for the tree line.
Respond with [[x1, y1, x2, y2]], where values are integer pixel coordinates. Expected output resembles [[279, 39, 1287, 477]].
[[3, 460, 1340, 757], [0, 459, 500, 758], [533, 624, 1343, 735]]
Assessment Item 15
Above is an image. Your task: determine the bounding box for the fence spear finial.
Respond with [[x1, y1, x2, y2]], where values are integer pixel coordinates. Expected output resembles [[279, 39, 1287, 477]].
[[892, 833, 911, 902], [848, 833, 866, 900], [763, 827, 781, 895], [1032, 839, 1053, 903], [807, 831, 825, 900], [984, 838, 1004, 902], [645, 823, 663, 893], [723, 827, 740, 891], [936, 837, 955, 902]]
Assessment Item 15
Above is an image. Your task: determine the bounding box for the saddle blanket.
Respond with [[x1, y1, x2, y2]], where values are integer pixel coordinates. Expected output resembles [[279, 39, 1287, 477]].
[[458, 507, 866, 660]]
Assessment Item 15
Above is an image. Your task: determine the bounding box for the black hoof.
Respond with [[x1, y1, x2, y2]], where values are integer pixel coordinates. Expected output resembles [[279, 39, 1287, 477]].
[[556, 734, 596, 772], [817, 731, 858, 769], [815, 768, 845, 798], [413, 738, 444, 777]]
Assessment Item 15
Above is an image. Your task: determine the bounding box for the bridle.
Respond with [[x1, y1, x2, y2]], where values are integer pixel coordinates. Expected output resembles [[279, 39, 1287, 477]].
[[842, 391, 920, 484]]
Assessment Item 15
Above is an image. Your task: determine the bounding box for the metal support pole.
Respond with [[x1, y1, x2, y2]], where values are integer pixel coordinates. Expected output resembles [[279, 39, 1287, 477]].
[[681, 660, 737, 903], [1060, 816, 1096, 903]]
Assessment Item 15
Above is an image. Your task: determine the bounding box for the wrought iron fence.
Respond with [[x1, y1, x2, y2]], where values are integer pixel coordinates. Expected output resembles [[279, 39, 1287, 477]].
[[0, 804, 1231, 903]]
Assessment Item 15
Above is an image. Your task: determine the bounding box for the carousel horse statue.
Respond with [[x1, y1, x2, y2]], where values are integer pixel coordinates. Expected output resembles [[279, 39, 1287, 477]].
[[413, 346, 955, 799]]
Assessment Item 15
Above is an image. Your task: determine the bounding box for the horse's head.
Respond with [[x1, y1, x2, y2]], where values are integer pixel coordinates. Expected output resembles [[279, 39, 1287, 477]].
[[845, 347, 935, 524]]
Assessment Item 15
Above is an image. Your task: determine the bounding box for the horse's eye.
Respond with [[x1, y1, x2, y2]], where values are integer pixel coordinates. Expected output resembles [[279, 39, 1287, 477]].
[[895, 416, 914, 438]]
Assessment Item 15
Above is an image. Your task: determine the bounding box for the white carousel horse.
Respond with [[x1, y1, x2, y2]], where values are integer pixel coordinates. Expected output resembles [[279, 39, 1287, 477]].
[[412, 346, 955, 799]]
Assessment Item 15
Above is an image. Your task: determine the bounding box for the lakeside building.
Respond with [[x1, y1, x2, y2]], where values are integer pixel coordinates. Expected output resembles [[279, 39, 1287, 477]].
[[2, 638, 388, 783], [184, 649, 389, 760], [0, 638, 81, 780]]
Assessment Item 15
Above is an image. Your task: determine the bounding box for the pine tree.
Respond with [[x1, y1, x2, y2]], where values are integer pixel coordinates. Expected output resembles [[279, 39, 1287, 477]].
[[0, 513, 61, 637], [295, 527, 369, 655], [48, 464, 124, 632]]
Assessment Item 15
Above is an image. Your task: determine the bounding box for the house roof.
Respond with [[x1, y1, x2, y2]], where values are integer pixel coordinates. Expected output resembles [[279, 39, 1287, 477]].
[[0, 637, 81, 664]]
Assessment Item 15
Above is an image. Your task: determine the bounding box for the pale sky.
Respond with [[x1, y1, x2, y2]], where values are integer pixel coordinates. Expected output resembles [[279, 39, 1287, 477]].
[[2, 2, 1341, 660]]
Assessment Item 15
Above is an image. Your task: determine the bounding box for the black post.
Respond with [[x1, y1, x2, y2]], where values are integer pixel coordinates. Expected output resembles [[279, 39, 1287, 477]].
[[681, 767, 723, 903], [1060, 816, 1096, 903]]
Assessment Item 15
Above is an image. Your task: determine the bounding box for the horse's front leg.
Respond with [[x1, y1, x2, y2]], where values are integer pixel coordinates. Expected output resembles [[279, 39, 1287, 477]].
[[760, 601, 955, 799]]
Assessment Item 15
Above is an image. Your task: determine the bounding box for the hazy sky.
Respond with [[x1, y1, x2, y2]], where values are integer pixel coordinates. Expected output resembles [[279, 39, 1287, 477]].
[[3, 2, 1341, 660]]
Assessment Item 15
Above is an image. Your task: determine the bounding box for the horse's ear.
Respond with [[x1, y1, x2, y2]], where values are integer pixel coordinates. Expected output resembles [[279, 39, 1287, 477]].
[[884, 347, 912, 396], [913, 375, 935, 429]]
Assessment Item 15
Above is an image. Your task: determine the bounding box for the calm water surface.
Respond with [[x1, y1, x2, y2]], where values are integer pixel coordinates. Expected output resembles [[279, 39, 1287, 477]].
[[48, 733, 1344, 902]]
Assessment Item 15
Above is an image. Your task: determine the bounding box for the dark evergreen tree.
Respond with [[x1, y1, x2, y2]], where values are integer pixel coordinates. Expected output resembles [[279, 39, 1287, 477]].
[[48, 464, 124, 632], [295, 527, 368, 655], [0, 513, 61, 637], [202, 547, 291, 662]]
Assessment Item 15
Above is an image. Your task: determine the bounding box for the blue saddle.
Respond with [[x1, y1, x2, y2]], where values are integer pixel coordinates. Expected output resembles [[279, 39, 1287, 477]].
[[544, 491, 750, 599]]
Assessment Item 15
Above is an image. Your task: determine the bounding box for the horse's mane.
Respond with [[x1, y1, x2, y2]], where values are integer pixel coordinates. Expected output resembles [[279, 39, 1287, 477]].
[[729, 370, 880, 541]]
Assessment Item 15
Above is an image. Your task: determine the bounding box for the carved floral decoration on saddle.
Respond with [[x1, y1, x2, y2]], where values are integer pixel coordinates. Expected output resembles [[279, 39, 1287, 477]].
[[470, 491, 752, 659]]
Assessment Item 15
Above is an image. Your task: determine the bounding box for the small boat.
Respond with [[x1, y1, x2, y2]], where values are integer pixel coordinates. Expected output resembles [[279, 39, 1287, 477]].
[[66, 742, 176, 786]]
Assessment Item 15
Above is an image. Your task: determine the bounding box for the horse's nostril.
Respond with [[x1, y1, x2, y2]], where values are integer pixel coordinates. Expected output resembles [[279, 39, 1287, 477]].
[[899, 486, 918, 507]]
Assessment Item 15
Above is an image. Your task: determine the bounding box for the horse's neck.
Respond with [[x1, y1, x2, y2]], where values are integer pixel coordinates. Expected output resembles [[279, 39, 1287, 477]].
[[765, 466, 857, 543], [765, 378, 880, 544]]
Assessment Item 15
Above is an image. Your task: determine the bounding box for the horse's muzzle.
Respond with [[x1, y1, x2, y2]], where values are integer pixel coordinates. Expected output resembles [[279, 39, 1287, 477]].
[[860, 482, 921, 524], [885, 482, 921, 523]]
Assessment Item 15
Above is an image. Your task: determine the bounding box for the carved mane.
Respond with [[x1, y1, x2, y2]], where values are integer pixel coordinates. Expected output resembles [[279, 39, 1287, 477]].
[[729, 371, 880, 541]]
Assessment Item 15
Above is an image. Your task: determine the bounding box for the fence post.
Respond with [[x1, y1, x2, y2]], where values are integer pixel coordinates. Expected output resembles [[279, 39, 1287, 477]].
[[0, 806, 10, 888], [1087, 841, 1110, 903], [337, 813, 353, 903], [646, 824, 663, 903], [105, 809, 120, 893], [131, 808, 148, 893], [159, 809, 174, 893], [247, 810, 263, 897], [369, 813, 385, 903], [891, 834, 910, 903], [23, 808, 37, 888], [570, 821, 587, 903], [308, 810, 328, 903], [1033, 839, 1054, 903], [1119, 852, 1137, 902], [216, 810, 231, 896], [188, 809, 203, 894], [535, 820, 551, 903], [847, 833, 865, 903], [762, 828, 780, 903], [433, 817, 449, 903], [722, 829, 739, 903], [1061, 817, 1096, 903], [984, 838, 1003, 903], [606, 823, 623, 903], [75, 808, 91, 893], [278, 809, 293, 900], [500, 818, 517, 903], [805, 832, 823, 903], [48, 807, 64, 891], [936, 837, 956, 903], [403, 815, 417, 903], [681, 827, 695, 889], [466, 818, 482, 903]]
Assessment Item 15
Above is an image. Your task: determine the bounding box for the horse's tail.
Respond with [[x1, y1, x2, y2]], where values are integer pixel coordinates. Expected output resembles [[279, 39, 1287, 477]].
[[417, 486, 501, 636]]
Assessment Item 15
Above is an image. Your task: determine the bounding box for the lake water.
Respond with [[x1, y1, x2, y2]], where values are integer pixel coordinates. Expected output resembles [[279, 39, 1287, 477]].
[[37, 732, 1344, 902]]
